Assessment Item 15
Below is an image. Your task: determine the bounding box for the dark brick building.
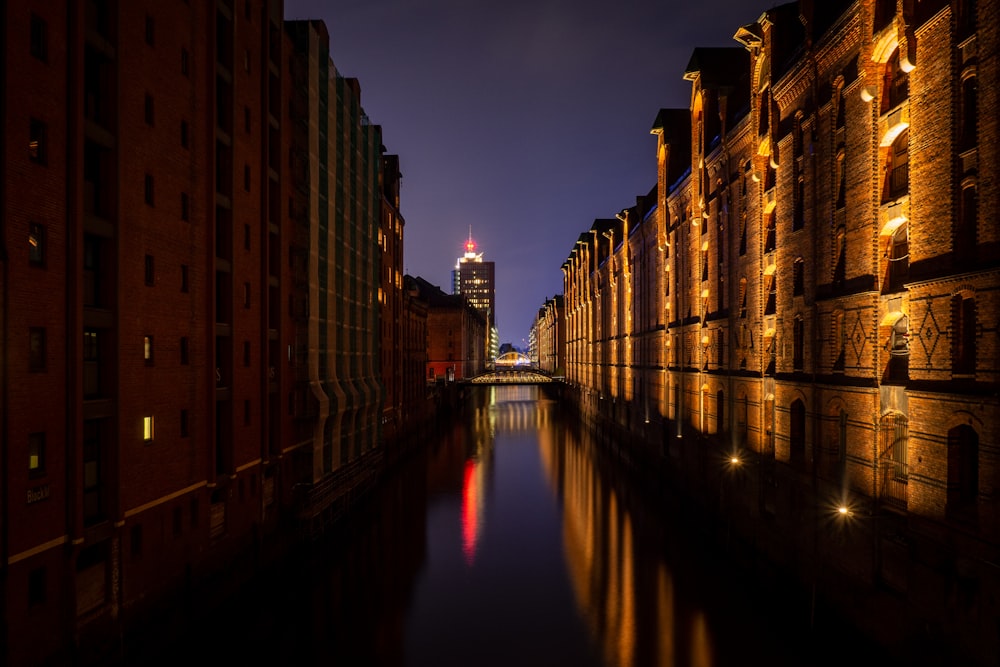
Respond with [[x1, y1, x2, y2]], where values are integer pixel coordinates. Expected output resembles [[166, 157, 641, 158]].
[[0, 2, 392, 663]]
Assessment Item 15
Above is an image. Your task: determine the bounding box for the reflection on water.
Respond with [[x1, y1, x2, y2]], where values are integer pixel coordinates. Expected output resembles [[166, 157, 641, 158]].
[[121, 387, 890, 667], [461, 458, 483, 566]]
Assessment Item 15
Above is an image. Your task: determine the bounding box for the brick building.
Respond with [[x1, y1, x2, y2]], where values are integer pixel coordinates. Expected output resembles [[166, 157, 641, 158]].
[[380, 154, 405, 443], [284, 19, 384, 537], [412, 276, 487, 382], [1, 3, 392, 663], [530, 295, 566, 375], [562, 0, 998, 662]]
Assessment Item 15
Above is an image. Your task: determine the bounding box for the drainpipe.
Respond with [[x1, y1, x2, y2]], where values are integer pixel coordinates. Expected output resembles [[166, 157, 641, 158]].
[[0, 0, 9, 660]]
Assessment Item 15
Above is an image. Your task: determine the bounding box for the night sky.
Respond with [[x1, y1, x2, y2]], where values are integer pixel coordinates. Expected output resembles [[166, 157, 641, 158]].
[[283, 0, 766, 346]]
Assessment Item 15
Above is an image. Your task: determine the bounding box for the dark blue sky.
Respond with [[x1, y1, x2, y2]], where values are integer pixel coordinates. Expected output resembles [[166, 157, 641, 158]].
[[283, 0, 766, 345]]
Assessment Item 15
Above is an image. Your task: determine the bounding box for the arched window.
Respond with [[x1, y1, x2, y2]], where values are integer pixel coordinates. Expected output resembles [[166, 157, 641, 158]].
[[739, 277, 748, 319], [835, 148, 846, 209], [834, 226, 846, 286], [882, 48, 909, 114], [883, 129, 909, 202], [833, 310, 846, 371], [947, 424, 979, 515], [883, 221, 909, 293], [793, 176, 805, 230], [951, 294, 977, 375], [956, 180, 978, 261], [960, 74, 978, 150], [738, 394, 749, 446], [764, 272, 776, 316], [878, 412, 908, 506], [793, 316, 804, 371], [790, 399, 806, 467], [739, 211, 748, 256]]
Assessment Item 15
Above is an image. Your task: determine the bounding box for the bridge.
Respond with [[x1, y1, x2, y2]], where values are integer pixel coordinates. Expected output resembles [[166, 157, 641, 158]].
[[464, 368, 558, 385]]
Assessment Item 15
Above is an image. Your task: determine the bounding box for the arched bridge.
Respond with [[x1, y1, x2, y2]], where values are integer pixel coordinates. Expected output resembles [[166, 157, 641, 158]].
[[465, 368, 557, 385]]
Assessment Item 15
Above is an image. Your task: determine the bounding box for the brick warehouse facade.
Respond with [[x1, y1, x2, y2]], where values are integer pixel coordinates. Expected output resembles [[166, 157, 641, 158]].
[[0, 2, 413, 664], [563, 0, 998, 663]]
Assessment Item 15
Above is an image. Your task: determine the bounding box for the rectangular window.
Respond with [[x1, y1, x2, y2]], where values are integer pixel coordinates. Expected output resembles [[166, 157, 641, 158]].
[[144, 335, 154, 365], [244, 399, 251, 425], [243, 341, 251, 366], [144, 173, 155, 205], [145, 15, 155, 46], [180, 336, 189, 364], [181, 264, 189, 292], [180, 409, 189, 438], [28, 432, 46, 476], [244, 224, 250, 250], [30, 13, 48, 62], [181, 120, 189, 148], [145, 255, 155, 285], [244, 164, 251, 191], [245, 106, 251, 133], [143, 416, 154, 443], [181, 192, 189, 221], [29, 328, 46, 372], [131, 525, 142, 558], [83, 329, 100, 398], [29, 223, 45, 266], [243, 282, 250, 308], [144, 93, 154, 125], [181, 48, 189, 76], [29, 118, 47, 164], [83, 420, 103, 523], [28, 568, 46, 608]]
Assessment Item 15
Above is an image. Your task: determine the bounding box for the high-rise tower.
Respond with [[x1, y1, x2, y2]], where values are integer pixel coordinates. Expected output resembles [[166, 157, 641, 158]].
[[452, 229, 495, 321], [452, 229, 498, 361]]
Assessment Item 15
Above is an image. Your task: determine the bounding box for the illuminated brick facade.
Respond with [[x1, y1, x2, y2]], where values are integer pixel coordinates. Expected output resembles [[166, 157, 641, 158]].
[[562, 1, 998, 661], [530, 294, 565, 375]]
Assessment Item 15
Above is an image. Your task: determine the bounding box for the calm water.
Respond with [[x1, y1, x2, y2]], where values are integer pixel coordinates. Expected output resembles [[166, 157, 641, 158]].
[[124, 385, 894, 667]]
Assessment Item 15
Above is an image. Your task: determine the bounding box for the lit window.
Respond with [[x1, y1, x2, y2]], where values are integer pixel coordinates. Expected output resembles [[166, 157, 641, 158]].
[[29, 223, 45, 266], [29, 118, 47, 164], [29, 432, 45, 476], [144, 335, 154, 364], [143, 416, 154, 442]]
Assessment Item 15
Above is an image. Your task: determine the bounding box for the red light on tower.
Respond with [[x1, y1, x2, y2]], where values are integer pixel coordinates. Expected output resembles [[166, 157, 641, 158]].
[[465, 238, 476, 253]]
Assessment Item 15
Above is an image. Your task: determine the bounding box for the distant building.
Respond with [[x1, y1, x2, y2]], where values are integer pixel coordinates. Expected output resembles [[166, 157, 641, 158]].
[[531, 295, 565, 375], [452, 231, 498, 360], [413, 277, 487, 382]]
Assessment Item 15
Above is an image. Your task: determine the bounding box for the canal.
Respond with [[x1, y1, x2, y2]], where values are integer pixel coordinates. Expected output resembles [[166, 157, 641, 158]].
[[122, 385, 897, 667]]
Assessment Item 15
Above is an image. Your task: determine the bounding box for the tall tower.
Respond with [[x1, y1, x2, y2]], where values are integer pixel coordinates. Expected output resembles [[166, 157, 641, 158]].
[[452, 229, 498, 361], [452, 229, 496, 320]]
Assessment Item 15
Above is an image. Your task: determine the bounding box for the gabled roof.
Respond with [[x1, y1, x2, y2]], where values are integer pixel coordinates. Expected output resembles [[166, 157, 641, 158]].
[[683, 47, 748, 88]]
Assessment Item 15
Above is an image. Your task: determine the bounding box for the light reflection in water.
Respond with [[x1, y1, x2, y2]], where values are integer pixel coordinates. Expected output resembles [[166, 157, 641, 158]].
[[540, 423, 709, 667], [460, 458, 482, 566]]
